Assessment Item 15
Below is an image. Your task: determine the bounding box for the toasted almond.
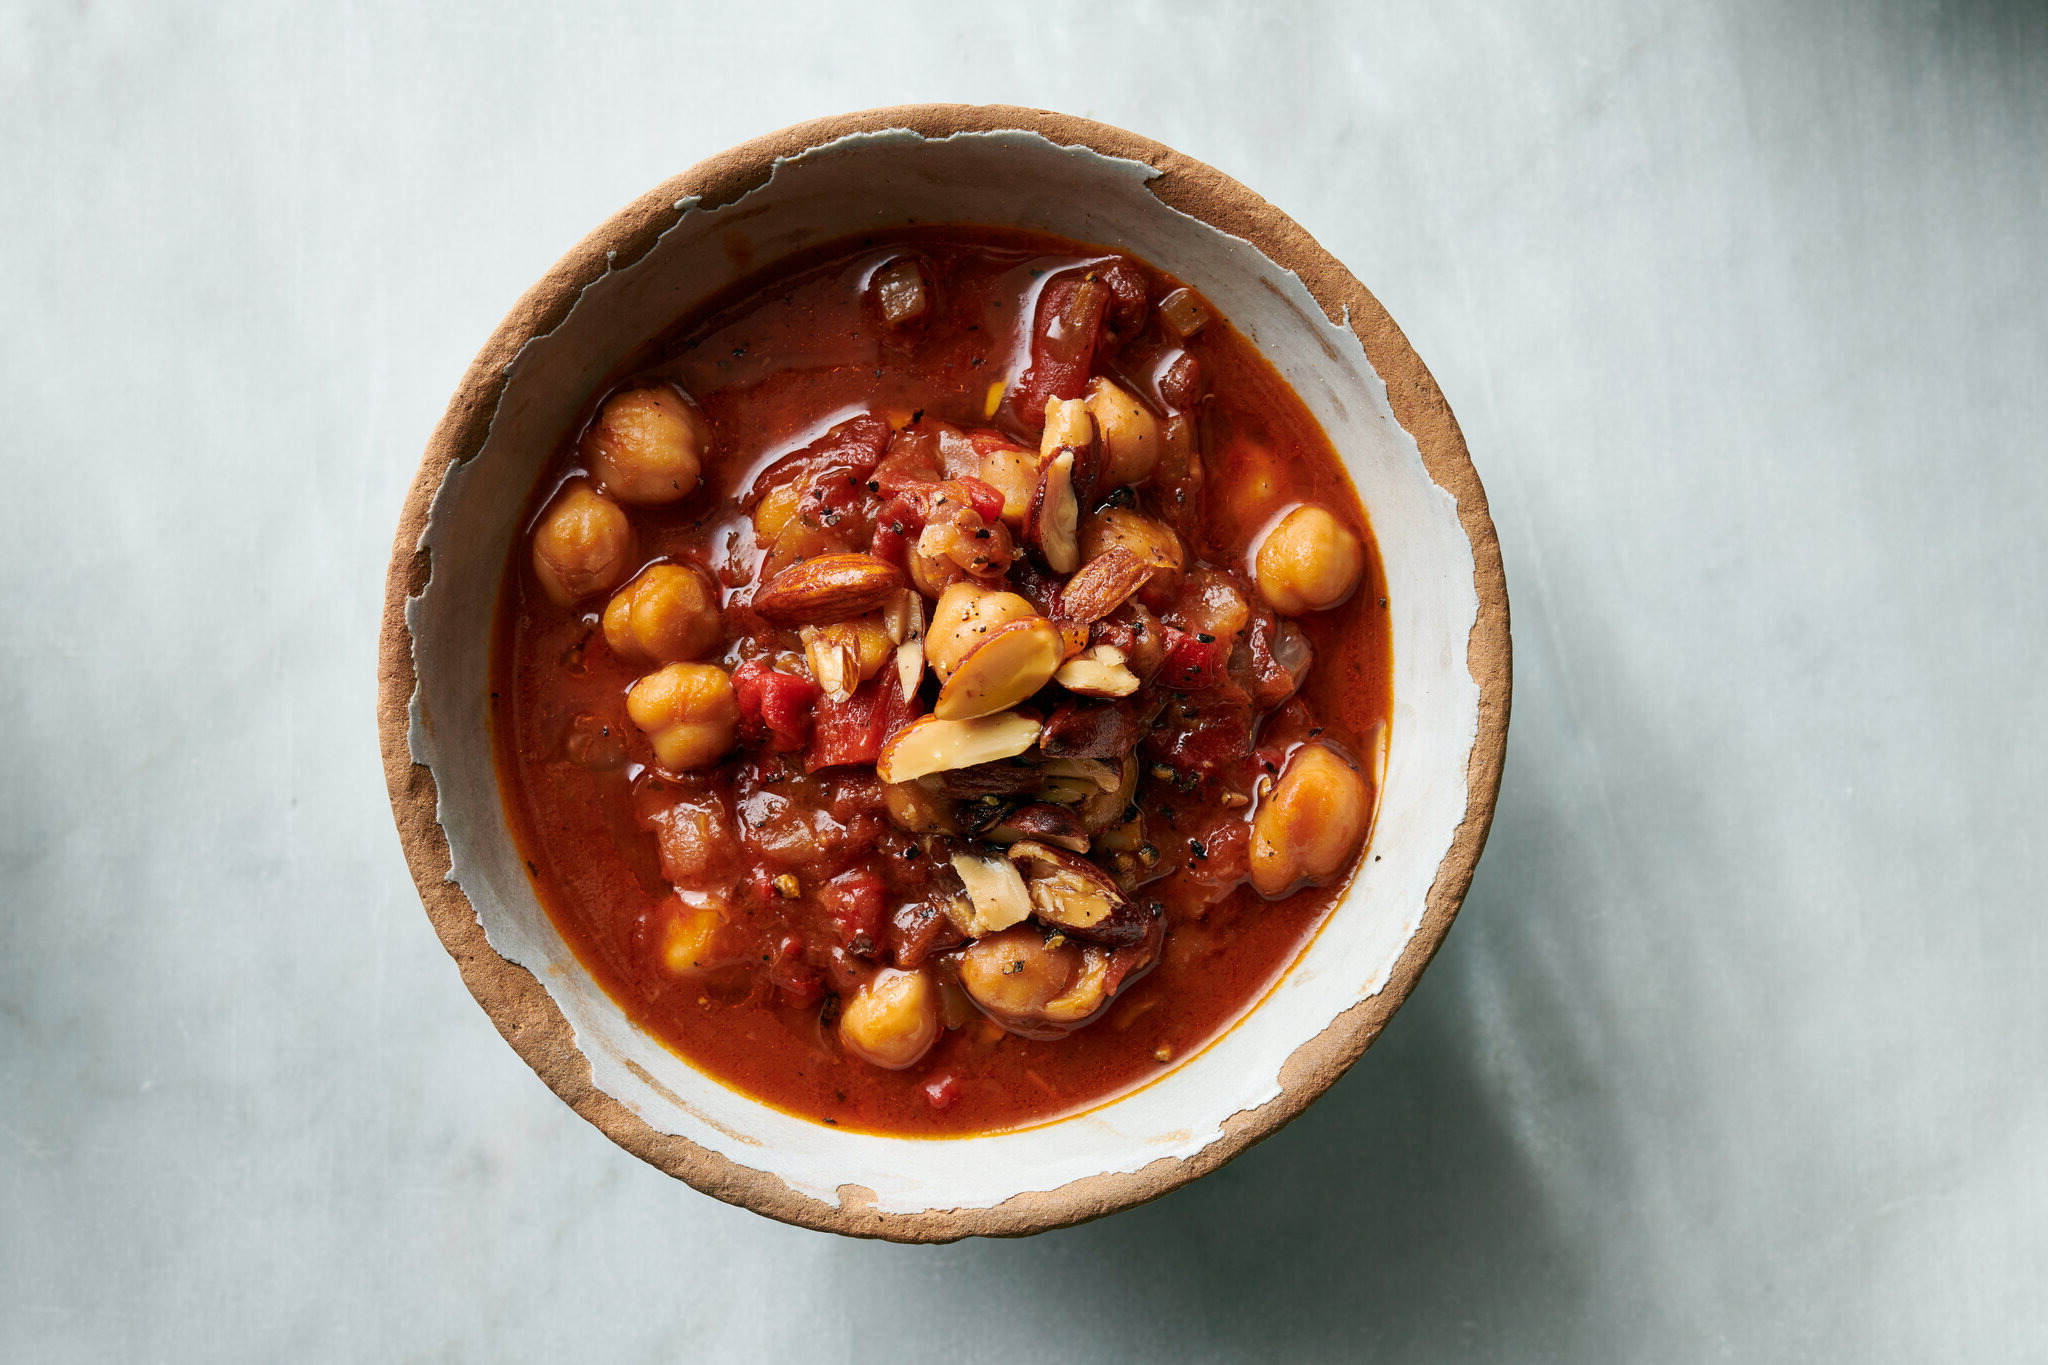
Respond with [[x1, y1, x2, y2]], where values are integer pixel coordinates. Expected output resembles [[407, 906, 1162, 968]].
[[1038, 756, 1124, 792], [1006, 840, 1130, 933], [1026, 450, 1081, 573], [1055, 644, 1141, 698], [875, 711, 1042, 785], [949, 849, 1034, 936], [1040, 397, 1095, 459], [935, 616, 1063, 720], [1057, 621, 1091, 659], [881, 587, 924, 646], [983, 803, 1090, 854], [1056, 546, 1151, 624], [800, 626, 858, 703], [894, 636, 924, 700], [751, 552, 905, 623]]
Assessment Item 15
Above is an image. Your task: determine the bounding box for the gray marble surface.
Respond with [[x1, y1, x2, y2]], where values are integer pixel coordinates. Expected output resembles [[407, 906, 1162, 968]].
[[4, 1, 2044, 1359]]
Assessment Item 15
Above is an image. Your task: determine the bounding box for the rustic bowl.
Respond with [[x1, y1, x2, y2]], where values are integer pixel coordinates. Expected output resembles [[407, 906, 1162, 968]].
[[378, 104, 1510, 1240]]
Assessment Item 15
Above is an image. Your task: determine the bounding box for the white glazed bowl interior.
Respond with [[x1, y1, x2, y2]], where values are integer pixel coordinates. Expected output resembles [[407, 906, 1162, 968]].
[[406, 128, 1481, 1216]]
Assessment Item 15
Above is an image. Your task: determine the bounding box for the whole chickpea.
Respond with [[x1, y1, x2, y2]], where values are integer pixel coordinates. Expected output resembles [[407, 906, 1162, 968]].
[[1253, 504, 1364, 615], [531, 479, 636, 606], [958, 926, 1077, 1020], [1248, 741, 1374, 898], [625, 663, 739, 771], [581, 385, 707, 506], [1085, 377, 1162, 488], [602, 563, 722, 664], [977, 444, 1040, 528], [839, 968, 941, 1070], [925, 582, 1038, 681]]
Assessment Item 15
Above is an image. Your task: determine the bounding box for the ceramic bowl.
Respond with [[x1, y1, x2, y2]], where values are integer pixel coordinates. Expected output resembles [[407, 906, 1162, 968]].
[[378, 104, 1510, 1240]]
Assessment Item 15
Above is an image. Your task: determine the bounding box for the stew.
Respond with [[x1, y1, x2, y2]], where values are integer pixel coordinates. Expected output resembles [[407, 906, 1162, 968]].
[[490, 227, 1391, 1135]]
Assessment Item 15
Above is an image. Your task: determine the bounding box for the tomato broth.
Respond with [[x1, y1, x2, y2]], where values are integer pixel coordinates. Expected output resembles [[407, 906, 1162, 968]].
[[492, 227, 1391, 1135]]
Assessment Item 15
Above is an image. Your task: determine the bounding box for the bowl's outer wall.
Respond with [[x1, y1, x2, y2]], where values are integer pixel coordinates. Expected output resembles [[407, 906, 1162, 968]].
[[378, 104, 1510, 1241]]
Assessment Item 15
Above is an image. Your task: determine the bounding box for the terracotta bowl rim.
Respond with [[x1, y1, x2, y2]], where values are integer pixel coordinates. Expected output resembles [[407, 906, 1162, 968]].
[[376, 102, 1512, 1241]]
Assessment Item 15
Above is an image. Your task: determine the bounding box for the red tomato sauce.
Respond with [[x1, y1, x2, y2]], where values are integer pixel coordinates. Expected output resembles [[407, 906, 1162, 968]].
[[491, 227, 1392, 1135]]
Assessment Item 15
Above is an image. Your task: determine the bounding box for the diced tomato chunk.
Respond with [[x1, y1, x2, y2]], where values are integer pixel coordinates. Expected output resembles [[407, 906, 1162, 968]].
[[806, 674, 923, 772], [954, 476, 1006, 525], [819, 867, 888, 956], [768, 934, 826, 1006], [733, 659, 818, 752], [1157, 627, 1230, 691], [923, 1073, 958, 1110], [747, 414, 891, 507]]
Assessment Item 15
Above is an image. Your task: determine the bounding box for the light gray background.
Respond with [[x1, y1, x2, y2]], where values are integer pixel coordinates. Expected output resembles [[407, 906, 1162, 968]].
[[4, 1, 2043, 1359]]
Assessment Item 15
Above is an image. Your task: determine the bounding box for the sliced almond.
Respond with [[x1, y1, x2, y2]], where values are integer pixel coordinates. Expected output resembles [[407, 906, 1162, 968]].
[[1057, 546, 1150, 625], [894, 637, 924, 700], [875, 711, 1042, 785], [1025, 450, 1081, 573], [881, 587, 924, 646], [751, 552, 905, 623], [949, 849, 1034, 937], [1038, 756, 1123, 792], [800, 626, 858, 702], [1055, 643, 1140, 698], [934, 616, 1062, 721], [884, 589, 926, 699], [983, 803, 1090, 854], [1040, 397, 1095, 459], [1006, 840, 1146, 946]]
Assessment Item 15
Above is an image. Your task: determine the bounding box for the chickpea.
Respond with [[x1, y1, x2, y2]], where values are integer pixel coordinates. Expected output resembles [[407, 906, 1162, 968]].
[[1254, 504, 1364, 615], [1248, 741, 1374, 898], [1085, 377, 1162, 488], [978, 444, 1040, 527], [908, 501, 1013, 599], [531, 479, 636, 607], [602, 563, 722, 664], [925, 582, 1037, 680], [753, 481, 802, 540], [581, 385, 707, 505], [883, 779, 959, 836], [1080, 508, 1184, 607], [625, 663, 739, 771], [839, 968, 941, 1070], [958, 926, 1077, 1020], [660, 898, 733, 974]]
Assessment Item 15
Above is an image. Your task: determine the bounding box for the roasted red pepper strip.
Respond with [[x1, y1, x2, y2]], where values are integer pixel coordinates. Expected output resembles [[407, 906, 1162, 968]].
[[1005, 273, 1109, 431]]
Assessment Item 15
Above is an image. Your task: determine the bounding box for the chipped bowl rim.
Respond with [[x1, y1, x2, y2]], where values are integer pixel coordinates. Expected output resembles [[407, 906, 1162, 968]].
[[376, 104, 1511, 1240]]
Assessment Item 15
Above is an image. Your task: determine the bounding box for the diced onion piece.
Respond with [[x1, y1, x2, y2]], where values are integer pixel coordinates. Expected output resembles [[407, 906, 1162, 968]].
[[873, 258, 929, 327], [1157, 286, 1211, 339]]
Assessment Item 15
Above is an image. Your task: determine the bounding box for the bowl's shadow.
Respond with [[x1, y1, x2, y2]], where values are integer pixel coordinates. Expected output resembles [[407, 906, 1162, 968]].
[[931, 754, 1602, 1357]]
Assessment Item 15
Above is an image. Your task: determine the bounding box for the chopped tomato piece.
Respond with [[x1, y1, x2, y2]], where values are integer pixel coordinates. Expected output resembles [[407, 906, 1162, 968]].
[[806, 674, 923, 772], [746, 413, 891, 509], [734, 659, 818, 752], [819, 867, 888, 956], [954, 476, 1006, 525], [1157, 626, 1230, 691]]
